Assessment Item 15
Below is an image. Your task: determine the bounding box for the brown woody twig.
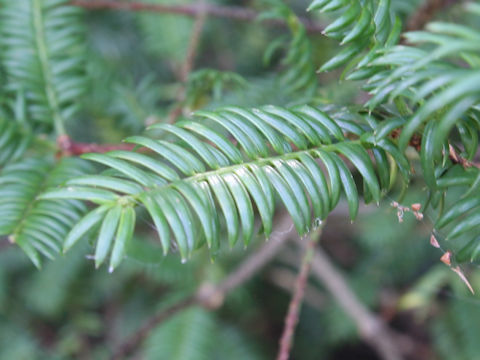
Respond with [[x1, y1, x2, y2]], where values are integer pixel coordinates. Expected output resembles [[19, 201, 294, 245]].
[[297, 239, 406, 360], [110, 297, 197, 360], [448, 144, 480, 169], [168, 0, 208, 123], [179, 1, 207, 84], [268, 268, 325, 311], [71, 0, 324, 33], [277, 228, 321, 360]]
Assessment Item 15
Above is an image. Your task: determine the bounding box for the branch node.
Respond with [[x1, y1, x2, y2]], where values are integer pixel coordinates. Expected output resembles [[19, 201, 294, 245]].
[[195, 283, 225, 310]]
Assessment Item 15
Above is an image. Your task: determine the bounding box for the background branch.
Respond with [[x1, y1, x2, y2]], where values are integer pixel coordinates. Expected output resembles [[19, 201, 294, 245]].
[[110, 297, 196, 360], [295, 239, 406, 360], [267, 268, 325, 311], [179, 1, 207, 84], [71, 0, 324, 33], [168, 0, 208, 123], [277, 228, 321, 360], [111, 213, 295, 360]]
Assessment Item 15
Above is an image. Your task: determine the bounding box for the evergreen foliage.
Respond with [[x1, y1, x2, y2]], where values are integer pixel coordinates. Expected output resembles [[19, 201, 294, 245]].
[[0, 0, 87, 134]]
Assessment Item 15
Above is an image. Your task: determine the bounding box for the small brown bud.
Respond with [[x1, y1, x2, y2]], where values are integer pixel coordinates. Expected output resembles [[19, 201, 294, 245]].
[[414, 212, 424, 221], [440, 251, 452, 266], [430, 234, 440, 248], [411, 203, 421, 212]]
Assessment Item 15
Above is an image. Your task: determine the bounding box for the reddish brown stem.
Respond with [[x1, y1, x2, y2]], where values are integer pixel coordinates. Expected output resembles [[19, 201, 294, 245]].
[[168, 0, 208, 123], [179, 1, 207, 83], [70, 0, 324, 33], [448, 144, 480, 169], [276, 228, 321, 360], [110, 297, 197, 360], [57, 135, 136, 156]]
